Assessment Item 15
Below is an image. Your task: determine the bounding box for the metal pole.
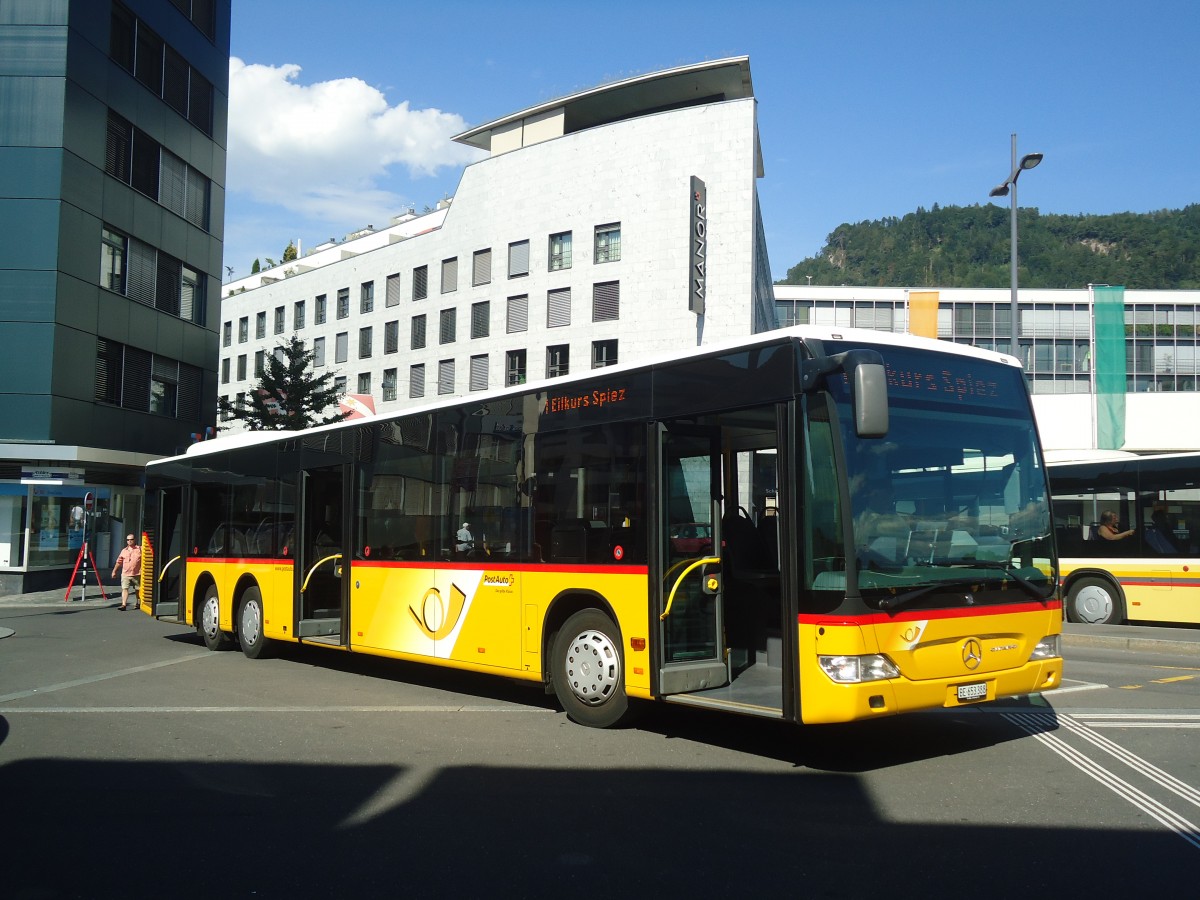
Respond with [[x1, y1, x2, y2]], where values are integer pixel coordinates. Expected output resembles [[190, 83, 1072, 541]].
[[1009, 133, 1019, 360]]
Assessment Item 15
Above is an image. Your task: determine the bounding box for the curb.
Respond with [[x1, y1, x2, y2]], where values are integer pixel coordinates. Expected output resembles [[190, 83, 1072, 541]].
[[1061, 631, 1200, 657]]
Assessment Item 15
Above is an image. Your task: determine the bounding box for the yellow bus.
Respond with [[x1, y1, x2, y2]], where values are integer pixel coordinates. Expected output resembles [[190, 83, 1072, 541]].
[[142, 326, 1061, 727], [1051, 451, 1200, 626]]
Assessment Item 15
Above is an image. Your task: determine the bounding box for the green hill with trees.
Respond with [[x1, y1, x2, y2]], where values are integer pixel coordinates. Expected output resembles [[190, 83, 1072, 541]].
[[779, 203, 1200, 289]]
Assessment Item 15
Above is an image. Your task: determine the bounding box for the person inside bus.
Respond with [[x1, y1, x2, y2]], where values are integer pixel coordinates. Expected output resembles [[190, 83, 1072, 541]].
[[1096, 510, 1135, 541]]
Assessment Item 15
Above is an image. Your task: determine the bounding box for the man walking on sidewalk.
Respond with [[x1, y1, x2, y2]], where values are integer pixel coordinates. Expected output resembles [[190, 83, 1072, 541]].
[[111, 534, 141, 611]]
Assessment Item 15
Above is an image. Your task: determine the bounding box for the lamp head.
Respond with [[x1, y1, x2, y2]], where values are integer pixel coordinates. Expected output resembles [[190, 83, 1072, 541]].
[[989, 184, 1010, 198], [1019, 152, 1043, 171]]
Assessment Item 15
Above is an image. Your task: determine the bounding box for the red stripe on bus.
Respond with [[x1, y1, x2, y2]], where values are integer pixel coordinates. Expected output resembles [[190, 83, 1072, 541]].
[[798, 599, 1060, 626], [353, 559, 650, 575]]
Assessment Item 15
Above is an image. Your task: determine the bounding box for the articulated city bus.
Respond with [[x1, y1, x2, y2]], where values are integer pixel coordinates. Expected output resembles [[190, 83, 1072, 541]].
[[142, 326, 1061, 727], [1050, 451, 1200, 626]]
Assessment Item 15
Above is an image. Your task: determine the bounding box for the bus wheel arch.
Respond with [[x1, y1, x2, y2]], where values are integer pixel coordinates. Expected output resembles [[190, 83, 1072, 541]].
[[196, 578, 234, 651], [545, 596, 633, 728], [236, 580, 276, 660], [1064, 572, 1126, 625]]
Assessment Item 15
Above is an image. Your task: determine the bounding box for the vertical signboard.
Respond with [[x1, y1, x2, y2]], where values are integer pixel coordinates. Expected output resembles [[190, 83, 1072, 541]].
[[689, 176, 706, 315]]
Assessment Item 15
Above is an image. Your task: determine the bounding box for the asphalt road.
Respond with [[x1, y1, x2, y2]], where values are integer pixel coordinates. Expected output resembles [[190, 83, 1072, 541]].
[[2, 594, 1198, 899]]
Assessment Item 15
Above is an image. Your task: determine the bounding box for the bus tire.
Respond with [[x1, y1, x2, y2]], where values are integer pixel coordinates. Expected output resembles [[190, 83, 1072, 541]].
[[238, 586, 275, 659], [1065, 576, 1125, 625], [198, 584, 233, 651], [551, 609, 632, 728]]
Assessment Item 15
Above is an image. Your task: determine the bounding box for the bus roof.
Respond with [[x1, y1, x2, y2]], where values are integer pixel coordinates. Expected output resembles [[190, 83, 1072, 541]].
[[162, 325, 1020, 468]]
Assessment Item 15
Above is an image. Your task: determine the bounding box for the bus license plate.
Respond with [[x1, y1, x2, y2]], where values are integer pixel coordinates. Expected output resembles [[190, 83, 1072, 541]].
[[957, 682, 987, 702]]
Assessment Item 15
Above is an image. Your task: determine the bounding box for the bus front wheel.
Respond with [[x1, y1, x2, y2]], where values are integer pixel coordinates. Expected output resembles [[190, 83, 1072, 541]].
[[198, 584, 233, 651], [1066, 577, 1125, 625], [551, 609, 631, 728], [238, 586, 275, 659]]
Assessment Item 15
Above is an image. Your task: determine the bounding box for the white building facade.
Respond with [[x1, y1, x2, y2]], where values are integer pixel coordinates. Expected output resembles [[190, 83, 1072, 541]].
[[219, 58, 776, 423]]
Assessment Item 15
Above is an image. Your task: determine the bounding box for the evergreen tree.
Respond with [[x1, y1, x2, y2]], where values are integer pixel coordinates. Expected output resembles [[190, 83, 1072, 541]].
[[283, 241, 298, 262], [218, 335, 348, 431], [251, 258, 261, 274]]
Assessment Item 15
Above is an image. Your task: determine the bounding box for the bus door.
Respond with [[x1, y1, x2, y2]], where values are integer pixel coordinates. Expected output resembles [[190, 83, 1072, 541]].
[[151, 486, 185, 618], [297, 465, 350, 643], [656, 423, 728, 694]]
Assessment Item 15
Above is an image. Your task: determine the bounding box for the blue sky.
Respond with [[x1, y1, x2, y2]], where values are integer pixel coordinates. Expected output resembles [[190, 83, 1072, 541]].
[[225, 0, 1200, 283]]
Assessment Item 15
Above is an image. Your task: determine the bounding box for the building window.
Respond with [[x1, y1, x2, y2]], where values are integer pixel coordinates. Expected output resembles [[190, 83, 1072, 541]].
[[438, 359, 455, 395], [592, 339, 618, 369], [315, 294, 327, 325], [441, 257, 458, 294], [256, 311, 266, 339], [334, 375, 347, 396], [469, 354, 488, 391], [508, 240, 529, 278], [506, 349, 526, 386], [294, 300, 305, 330], [361, 280, 374, 313], [101, 227, 126, 293], [440, 308, 456, 345], [236, 354, 247, 380], [335, 332, 348, 364], [413, 265, 428, 301], [410, 364, 425, 399], [222, 321, 231, 347], [384, 320, 399, 354], [547, 345, 569, 379], [313, 336, 326, 367], [382, 368, 397, 401], [358, 372, 371, 394], [359, 326, 373, 359], [595, 223, 621, 263], [548, 288, 572, 327], [411, 314, 427, 350], [473, 248, 492, 286], [337, 287, 349, 319], [593, 281, 620, 321], [254, 350, 265, 377], [238, 317, 248, 343], [274, 306, 285, 334], [549, 231, 572, 271], [386, 272, 401, 307], [220, 357, 229, 384], [150, 356, 180, 417], [507, 295, 528, 333], [471, 301, 490, 339]]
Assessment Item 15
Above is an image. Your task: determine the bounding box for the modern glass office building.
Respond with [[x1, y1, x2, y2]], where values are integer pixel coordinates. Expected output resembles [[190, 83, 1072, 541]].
[[0, 0, 229, 591]]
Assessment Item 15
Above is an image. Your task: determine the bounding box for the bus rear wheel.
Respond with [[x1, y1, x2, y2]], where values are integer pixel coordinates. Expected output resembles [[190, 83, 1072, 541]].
[[1066, 577, 1125, 625], [551, 609, 631, 728], [198, 584, 233, 651], [238, 586, 275, 659]]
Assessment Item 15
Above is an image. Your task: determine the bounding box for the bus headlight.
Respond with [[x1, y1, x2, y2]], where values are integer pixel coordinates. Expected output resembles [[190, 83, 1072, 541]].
[[818, 654, 900, 684], [1029, 635, 1061, 660]]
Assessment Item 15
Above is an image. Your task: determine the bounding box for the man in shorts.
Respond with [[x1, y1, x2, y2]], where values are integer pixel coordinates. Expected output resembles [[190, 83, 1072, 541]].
[[112, 534, 141, 611]]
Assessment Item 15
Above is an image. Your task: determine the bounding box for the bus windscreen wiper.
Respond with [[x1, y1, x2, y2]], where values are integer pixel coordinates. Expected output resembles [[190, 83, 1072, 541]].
[[877, 564, 1049, 612]]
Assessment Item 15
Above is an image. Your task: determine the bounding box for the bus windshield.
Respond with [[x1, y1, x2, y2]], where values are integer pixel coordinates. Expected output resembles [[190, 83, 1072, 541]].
[[827, 343, 1055, 608]]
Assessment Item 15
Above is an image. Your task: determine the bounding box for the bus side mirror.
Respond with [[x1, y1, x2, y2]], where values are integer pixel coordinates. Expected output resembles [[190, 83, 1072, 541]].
[[853, 362, 888, 438]]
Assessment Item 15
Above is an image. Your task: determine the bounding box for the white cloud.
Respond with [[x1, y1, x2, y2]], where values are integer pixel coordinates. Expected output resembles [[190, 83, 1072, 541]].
[[226, 57, 484, 224]]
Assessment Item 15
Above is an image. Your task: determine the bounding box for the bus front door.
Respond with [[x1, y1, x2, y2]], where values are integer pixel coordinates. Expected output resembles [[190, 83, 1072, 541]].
[[151, 486, 185, 619], [656, 423, 728, 694], [297, 465, 349, 643]]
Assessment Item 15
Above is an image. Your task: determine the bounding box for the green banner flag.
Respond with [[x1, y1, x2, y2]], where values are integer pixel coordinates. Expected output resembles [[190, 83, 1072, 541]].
[[1093, 285, 1126, 450]]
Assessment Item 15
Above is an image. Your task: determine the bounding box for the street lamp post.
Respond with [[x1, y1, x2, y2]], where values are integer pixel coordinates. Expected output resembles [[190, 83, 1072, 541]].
[[989, 134, 1043, 362]]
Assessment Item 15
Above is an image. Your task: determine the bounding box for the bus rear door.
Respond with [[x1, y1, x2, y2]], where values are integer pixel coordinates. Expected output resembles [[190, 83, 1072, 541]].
[[150, 486, 185, 618], [297, 464, 350, 644]]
